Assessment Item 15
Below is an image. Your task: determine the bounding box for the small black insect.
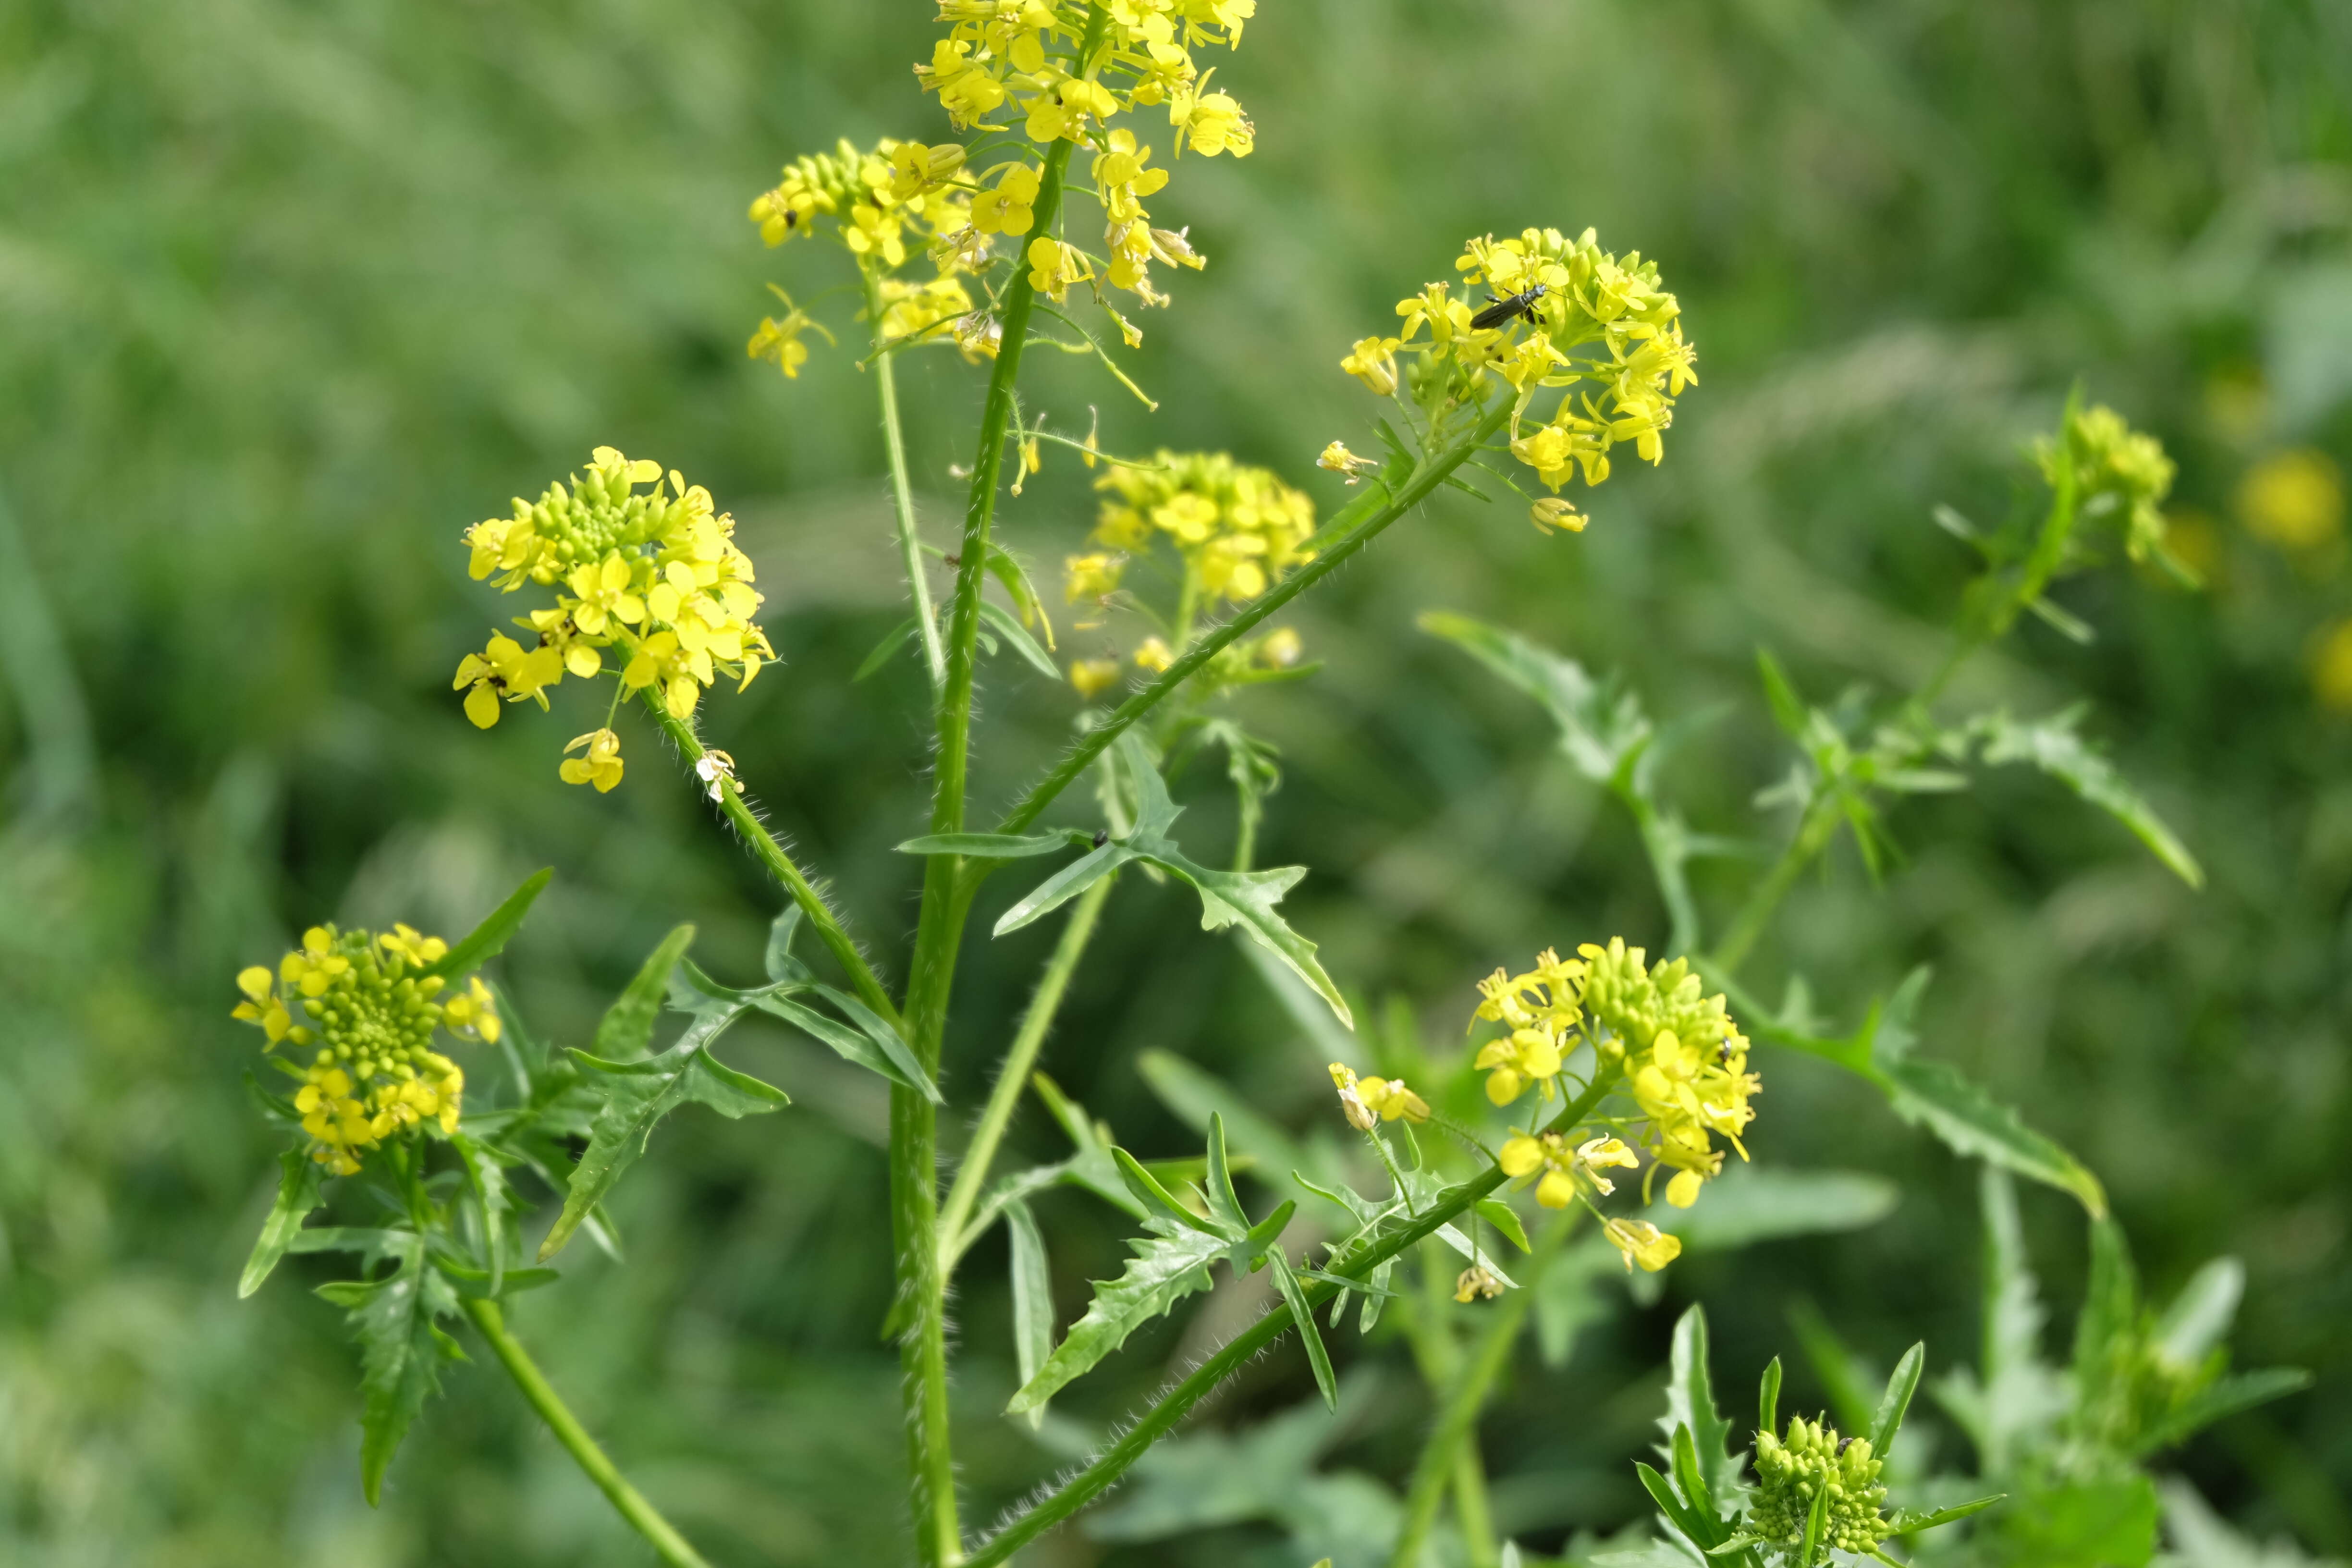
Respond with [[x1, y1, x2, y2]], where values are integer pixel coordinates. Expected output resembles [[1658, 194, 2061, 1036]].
[[1092, 829, 1109, 847], [1717, 1041, 1735, 1064], [1837, 1436, 1855, 1456], [1469, 283, 1547, 331]]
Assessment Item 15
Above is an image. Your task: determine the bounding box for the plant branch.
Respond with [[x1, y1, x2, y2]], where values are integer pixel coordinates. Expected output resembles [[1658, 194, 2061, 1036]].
[[463, 1298, 716, 1568], [865, 263, 946, 689], [643, 694, 901, 1032], [1710, 790, 1839, 977], [962, 1071, 1616, 1567], [937, 874, 1113, 1263], [994, 400, 1515, 839]]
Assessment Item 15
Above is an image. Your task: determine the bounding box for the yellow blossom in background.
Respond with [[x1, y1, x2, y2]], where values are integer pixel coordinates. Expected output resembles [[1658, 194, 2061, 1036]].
[[1069, 657, 1121, 698], [1318, 441, 1376, 482], [1454, 1266, 1504, 1303], [1257, 627, 1303, 668], [1604, 1217, 1682, 1273], [1133, 636, 1174, 672], [2038, 403, 2178, 565], [2238, 449, 2345, 552], [1083, 451, 1316, 612], [1530, 497, 1587, 533], [2313, 621, 2352, 712], [455, 449, 773, 782], [232, 923, 497, 1174]]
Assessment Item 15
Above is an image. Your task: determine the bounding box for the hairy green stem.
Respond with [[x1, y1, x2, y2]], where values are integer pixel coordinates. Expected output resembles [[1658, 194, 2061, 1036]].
[[463, 1298, 715, 1568], [995, 401, 1514, 838], [864, 263, 946, 689], [894, 20, 1106, 1557], [1397, 1247, 1497, 1566], [937, 874, 1113, 1264], [963, 1073, 1616, 1567], [643, 695, 901, 1031], [1386, 1243, 1541, 1568]]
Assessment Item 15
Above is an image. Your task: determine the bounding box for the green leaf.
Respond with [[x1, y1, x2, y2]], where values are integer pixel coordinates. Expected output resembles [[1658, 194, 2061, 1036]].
[[1112, 1147, 1223, 1237], [979, 598, 1062, 679], [2072, 1216, 2139, 1427], [1760, 1356, 1782, 1438], [1971, 707, 2202, 887], [1660, 1305, 1744, 1510], [1799, 1474, 1831, 1567], [853, 615, 919, 682], [326, 1237, 464, 1505], [2151, 1257, 2244, 1370], [420, 867, 551, 980], [1006, 1214, 1227, 1412], [593, 923, 694, 1062], [239, 1147, 323, 1299], [1755, 647, 1807, 739], [1200, 1113, 1250, 1234], [1886, 1494, 2004, 1535], [994, 840, 1137, 934], [1869, 1342, 1925, 1458], [1881, 1054, 2107, 1217], [897, 831, 1085, 858], [983, 539, 1055, 650], [451, 1130, 514, 1297], [1267, 1250, 1337, 1411], [1145, 852, 1351, 1030], [1420, 611, 1650, 784], [1650, 1166, 1899, 1250], [1476, 1199, 1530, 1253], [1635, 1459, 1716, 1554], [810, 982, 943, 1104], [1005, 1198, 1054, 1431], [756, 991, 936, 1100], [539, 1002, 789, 1262], [2130, 1369, 2314, 1457], [433, 1260, 561, 1298], [764, 906, 810, 984]]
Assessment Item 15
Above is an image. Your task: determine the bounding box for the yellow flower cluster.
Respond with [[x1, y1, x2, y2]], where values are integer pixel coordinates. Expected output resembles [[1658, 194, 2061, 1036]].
[[1471, 939, 1757, 1260], [1061, 451, 1314, 693], [914, 0, 1250, 307], [747, 138, 979, 371], [2039, 403, 2177, 564], [1349, 227, 1697, 509], [456, 448, 772, 790], [232, 925, 494, 1175], [1328, 1061, 1430, 1131]]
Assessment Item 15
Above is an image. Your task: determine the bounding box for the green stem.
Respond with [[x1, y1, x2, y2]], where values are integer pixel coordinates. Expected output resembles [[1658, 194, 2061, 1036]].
[[1452, 1446, 1500, 1568], [642, 694, 901, 1032], [962, 1072, 1617, 1568], [463, 1298, 716, 1568], [894, 20, 1108, 1558], [995, 401, 1514, 838], [1386, 1240, 1544, 1568], [865, 262, 946, 690], [936, 873, 1112, 1266], [1711, 791, 1841, 976]]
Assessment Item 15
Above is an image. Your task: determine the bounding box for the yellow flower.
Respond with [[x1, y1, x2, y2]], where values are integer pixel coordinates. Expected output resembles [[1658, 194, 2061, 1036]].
[[2313, 621, 2352, 712], [1027, 236, 1093, 301], [747, 312, 814, 377], [1454, 1266, 1504, 1303], [2039, 403, 2176, 563], [621, 630, 706, 720], [887, 139, 966, 202], [971, 164, 1042, 236], [452, 633, 564, 729], [1257, 627, 1303, 668], [1317, 441, 1377, 483], [1172, 85, 1254, 156], [1497, 1131, 1637, 1208], [563, 554, 646, 637], [231, 964, 296, 1043], [560, 728, 625, 793], [440, 976, 501, 1043], [1090, 452, 1318, 623], [1327, 1062, 1430, 1129], [2239, 448, 2344, 551], [878, 274, 976, 342], [1064, 551, 1127, 603], [1069, 658, 1121, 698], [1341, 336, 1401, 396], [1530, 497, 1588, 533], [1604, 1217, 1682, 1273], [1093, 128, 1170, 222], [377, 925, 448, 968], [1134, 636, 1175, 673]]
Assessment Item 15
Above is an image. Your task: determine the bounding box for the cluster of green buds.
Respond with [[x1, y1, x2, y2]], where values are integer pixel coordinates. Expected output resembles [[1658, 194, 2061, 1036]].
[[1062, 449, 1314, 697], [232, 925, 495, 1175], [746, 136, 987, 373], [1345, 227, 1696, 533], [913, 0, 1248, 323], [1750, 1416, 1894, 1556], [2038, 401, 2179, 566], [1468, 938, 1757, 1270], [456, 447, 772, 792]]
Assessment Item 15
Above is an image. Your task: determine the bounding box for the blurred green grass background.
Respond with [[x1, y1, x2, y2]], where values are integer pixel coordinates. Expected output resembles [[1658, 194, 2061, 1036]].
[[2, 0, 2349, 1562]]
